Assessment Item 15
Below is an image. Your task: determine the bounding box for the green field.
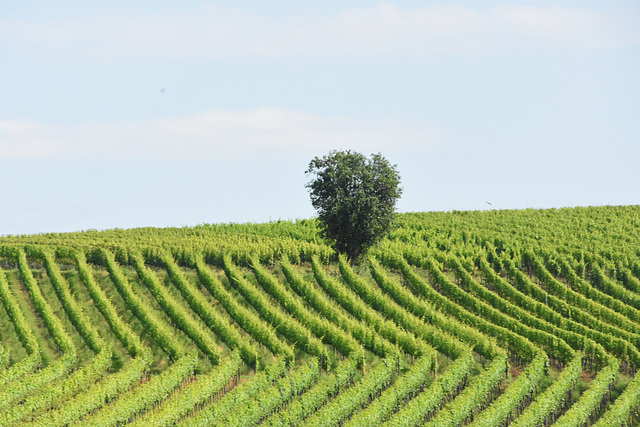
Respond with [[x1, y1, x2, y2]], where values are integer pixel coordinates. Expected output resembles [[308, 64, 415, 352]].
[[0, 205, 639, 426]]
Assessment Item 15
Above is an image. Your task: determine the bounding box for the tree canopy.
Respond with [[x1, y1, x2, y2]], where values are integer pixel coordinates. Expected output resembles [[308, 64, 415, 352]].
[[306, 150, 402, 263]]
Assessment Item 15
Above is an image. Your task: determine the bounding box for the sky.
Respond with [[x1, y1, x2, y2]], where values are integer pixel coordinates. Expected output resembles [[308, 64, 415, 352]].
[[1, 1, 639, 235]]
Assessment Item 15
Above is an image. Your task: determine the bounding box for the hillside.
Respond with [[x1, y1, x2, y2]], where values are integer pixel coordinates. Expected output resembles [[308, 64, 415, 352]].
[[0, 205, 639, 425]]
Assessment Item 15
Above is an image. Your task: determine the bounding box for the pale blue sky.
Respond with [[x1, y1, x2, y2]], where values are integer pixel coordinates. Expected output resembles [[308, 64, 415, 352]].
[[1, 1, 639, 235]]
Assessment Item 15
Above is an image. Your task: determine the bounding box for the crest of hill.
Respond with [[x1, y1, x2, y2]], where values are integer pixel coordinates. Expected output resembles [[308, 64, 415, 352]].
[[1, 206, 638, 261]]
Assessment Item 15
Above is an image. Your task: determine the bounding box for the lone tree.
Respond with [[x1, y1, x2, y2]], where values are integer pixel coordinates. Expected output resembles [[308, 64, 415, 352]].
[[306, 150, 402, 263]]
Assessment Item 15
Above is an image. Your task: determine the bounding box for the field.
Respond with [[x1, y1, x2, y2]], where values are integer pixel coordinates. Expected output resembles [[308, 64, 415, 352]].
[[0, 205, 639, 426]]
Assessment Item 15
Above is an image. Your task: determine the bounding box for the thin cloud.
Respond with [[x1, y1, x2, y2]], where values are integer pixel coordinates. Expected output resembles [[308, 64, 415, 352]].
[[0, 109, 446, 159], [1, 4, 637, 60]]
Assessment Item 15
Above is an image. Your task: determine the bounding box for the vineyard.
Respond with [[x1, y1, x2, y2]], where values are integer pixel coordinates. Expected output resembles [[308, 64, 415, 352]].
[[0, 205, 639, 426]]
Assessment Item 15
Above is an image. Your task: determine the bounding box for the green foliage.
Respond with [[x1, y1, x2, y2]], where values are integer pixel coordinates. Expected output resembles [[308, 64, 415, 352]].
[[269, 355, 360, 426], [304, 355, 399, 426], [215, 357, 321, 426], [185, 357, 287, 426], [0, 265, 41, 387], [1, 206, 640, 425], [306, 150, 402, 262], [130, 351, 242, 426], [347, 353, 436, 426]]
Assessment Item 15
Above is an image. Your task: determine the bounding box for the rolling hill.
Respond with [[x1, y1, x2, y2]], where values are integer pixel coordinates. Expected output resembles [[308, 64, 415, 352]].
[[0, 205, 639, 426]]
